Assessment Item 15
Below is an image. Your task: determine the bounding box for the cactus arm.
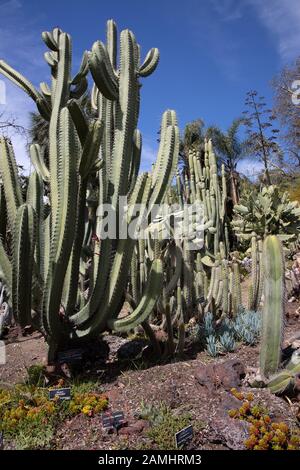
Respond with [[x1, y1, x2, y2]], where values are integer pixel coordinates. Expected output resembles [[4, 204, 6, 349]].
[[267, 354, 300, 394], [12, 204, 37, 328], [26, 171, 44, 274], [0, 184, 7, 240], [67, 99, 89, 145], [79, 120, 104, 179], [30, 144, 50, 183], [42, 30, 59, 51], [109, 30, 139, 208], [106, 19, 117, 70], [40, 80, 51, 95], [91, 83, 99, 110], [108, 258, 163, 332], [165, 243, 182, 296], [151, 110, 177, 186], [48, 32, 72, 221], [221, 259, 229, 315], [0, 138, 23, 228], [0, 60, 41, 101], [89, 41, 118, 101], [41, 215, 50, 289], [43, 107, 80, 338], [232, 260, 242, 315], [128, 129, 142, 193], [71, 50, 89, 84], [267, 371, 294, 394], [62, 181, 87, 316], [148, 124, 179, 212], [139, 48, 159, 77], [0, 60, 51, 120], [259, 235, 285, 377], [98, 94, 113, 193]]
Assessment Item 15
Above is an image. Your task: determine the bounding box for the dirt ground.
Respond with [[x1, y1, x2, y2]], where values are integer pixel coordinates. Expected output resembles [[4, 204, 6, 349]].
[[1, 300, 300, 450]]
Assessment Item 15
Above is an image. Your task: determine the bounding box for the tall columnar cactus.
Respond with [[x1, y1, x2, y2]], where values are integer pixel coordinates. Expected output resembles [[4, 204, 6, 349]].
[[259, 235, 285, 378], [0, 21, 179, 361], [177, 139, 229, 256]]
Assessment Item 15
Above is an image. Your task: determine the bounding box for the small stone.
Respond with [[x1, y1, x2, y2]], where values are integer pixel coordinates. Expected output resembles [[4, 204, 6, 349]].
[[118, 420, 148, 435]]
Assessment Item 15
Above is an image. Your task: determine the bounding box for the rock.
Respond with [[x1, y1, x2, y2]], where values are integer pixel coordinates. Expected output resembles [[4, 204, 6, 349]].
[[211, 414, 249, 450], [196, 359, 245, 391], [292, 341, 300, 350], [118, 420, 149, 435], [117, 339, 147, 360], [246, 372, 267, 389]]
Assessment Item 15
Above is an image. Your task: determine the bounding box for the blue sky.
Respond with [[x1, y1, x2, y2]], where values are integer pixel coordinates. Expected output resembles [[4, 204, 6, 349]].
[[0, 0, 299, 176]]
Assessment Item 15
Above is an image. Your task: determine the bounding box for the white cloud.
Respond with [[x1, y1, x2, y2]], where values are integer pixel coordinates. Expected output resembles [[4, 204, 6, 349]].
[[237, 158, 264, 179], [211, 0, 243, 22], [248, 0, 300, 62]]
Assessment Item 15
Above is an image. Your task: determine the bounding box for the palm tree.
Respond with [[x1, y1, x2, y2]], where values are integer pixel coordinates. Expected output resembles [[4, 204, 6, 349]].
[[206, 118, 246, 205], [179, 119, 205, 175]]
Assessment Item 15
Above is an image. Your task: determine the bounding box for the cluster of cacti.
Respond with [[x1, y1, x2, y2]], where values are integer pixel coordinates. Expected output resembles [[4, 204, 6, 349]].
[[233, 186, 300, 243], [177, 139, 229, 256], [201, 249, 243, 317], [128, 217, 246, 357], [255, 235, 300, 394], [1, 20, 297, 375], [0, 20, 179, 361]]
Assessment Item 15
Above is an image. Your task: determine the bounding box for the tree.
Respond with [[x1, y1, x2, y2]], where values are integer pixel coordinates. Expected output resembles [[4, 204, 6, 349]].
[[179, 119, 205, 174], [206, 118, 246, 205], [0, 110, 26, 137], [272, 58, 300, 169], [243, 91, 280, 185]]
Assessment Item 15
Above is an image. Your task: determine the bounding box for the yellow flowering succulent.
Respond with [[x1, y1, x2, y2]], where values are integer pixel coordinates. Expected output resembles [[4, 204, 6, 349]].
[[228, 389, 300, 450]]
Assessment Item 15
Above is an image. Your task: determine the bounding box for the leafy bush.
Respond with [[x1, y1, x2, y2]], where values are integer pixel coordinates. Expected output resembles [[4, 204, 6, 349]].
[[69, 392, 108, 417], [25, 364, 46, 387], [139, 402, 192, 450], [0, 378, 108, 449]]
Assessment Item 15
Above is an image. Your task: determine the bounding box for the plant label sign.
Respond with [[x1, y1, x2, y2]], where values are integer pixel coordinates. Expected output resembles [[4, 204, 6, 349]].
[[112, 411, 126, 429], [175, 424, 193, 448], [101, 411, 126, 432], [102, 413, 114, 431], [49, 387, 71, 401], [57, 348, 83, 364]]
